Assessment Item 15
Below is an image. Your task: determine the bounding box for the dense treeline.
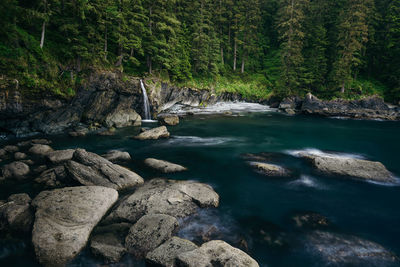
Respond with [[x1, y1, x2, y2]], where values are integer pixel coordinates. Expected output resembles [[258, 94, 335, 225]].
[[0, 0, 399, 101]]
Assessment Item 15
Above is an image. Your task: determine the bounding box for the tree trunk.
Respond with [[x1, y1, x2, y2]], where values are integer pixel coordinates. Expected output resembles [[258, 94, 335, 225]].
[[130, 48, 134, 57], [341, 82, 345, 94], [147, 55, 152, 74], [241, 53, 246, 73], [40, 21, 46, 49], [104, 26, 108, 60], [221, 47, 224, 65], [233, 39, 237, 71]]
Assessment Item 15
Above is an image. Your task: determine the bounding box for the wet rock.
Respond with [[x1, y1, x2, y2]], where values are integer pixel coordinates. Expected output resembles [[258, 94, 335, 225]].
[[0, 193, 33, 233], [102, 150, 131, 162], [146, 237, 198, 267], [28, 144, 53, 156], [305, 231, 399, 266], [125, 214, 179, 258], [14, 152, 27, 160], [46, 149, 75, 164], [33, 165, 48, 174], [106, 179, 219, 224], [31, 139, 52, 145], [32, 186, 118, 266], [104, 109, 141, 128], [158, 115, 180, 126], [291, 212, 330, 230], [248, 162, 291, 177], [176, 240, 259, 267], [97, 128, 115, 136], [144, 158, 187, 173], [0, 148, 6, 159], [34, 166, 68, 187], [65, 149, 143, 190], [133, 126, 170, 140], [90, 232, 127, 263], [2, 161, 30, 179], [4, 145, 19, 153], [21, 159, 35, 165]]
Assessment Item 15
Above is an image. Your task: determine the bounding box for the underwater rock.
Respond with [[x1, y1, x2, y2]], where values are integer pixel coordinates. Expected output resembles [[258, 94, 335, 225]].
[[144, 158, 187, 173], [291, 212, 331, 230], [248, 162, 292, 177]]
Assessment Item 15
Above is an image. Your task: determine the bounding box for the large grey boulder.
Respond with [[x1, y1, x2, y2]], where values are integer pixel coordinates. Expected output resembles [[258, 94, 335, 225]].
[[248, 162, 291, 177], [105, 179, 219, 224], [102, 150, 131, 162], [146, 237, 198, 267], [46, 149, 75, 164], [105, 109, 141, 128], [65, 149, 143, 190], [158, 115, 179, 126], [2, 161, 30, 179], [176, 240, 259, 267], [32, 186, 118, 266], [125, 214, 179, 258], [144, 158, 187, 173], [0, 193, 33, 233], [133, 126, 170, 140], [29, 144, 53, 156], [300, 152, 395, 183]]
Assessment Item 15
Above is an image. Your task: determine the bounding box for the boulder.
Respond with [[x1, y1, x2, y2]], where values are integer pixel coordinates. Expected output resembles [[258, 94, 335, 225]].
[[32, 186, 118, 266], [0, 148, 7, 158], [29, 144, 53, 156], [4, 145, 19, 153], [146, 237, 198, 267], [102, 150, 131, 162], [248, 162, 291, 177], [46, 149, 75, 164], [176, 240, 259, 267], [105, 179, 219, 224], [144, 158, 187, 173], [159, 115, 180, 126], [104, 109, 141, 128], [133, 126, 170, 140], [305, 231, 399, 265], [2, 161, 30, 179], [0, 193, 33, 233], [14, 152, 27, 160], [65, 149, 143, 190], [34, 166, 68, 187], [31, 139, 52, 145], [33, 165, 48, 174], [125, 214, 179, 258]]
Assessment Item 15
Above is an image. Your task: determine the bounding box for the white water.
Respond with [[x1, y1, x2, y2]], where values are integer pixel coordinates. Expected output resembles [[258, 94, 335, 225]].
[[140, 79, 151, 120], [285, 148, 366, 160], [287, 175, 328, 190]]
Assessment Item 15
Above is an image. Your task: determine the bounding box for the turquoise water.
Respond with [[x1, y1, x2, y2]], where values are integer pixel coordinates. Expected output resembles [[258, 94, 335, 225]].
[[1, 112, 400, 266]]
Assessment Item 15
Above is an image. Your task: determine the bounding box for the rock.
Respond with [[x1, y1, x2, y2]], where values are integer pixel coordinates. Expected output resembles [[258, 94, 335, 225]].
[[146, 237, 198, 267], [106, 179, 219, 224], [125, 214, 179, 258], [104, 109, 141, 128], [159, 115, 180, 126], [305, 231, 399, 265], [291, 212, 330, 229], [2, 161, 30, 179], [0, 148, 6, 158], [29, 144, 53, 156], [300, 152, 395, 183], [133, 126, 170, 140], [248, 162, 292, 177], [176, 240, 259, 267], [35, 166, 68, 187], [279, 96, 303, 110], [32, 186, 118, 266], [0, 193, 33, 233], [4, 145, 19, 153], [33, 165, 48, 174], [144, 158, 187, 173], [21, 159, 35, 165], [31, 139, 52, 145], [90, 232, 127, 263], [102, 150, 131, 162], [14, 152, 27, 160], [97, 128, 115, 136], [65, 149, 143, 190], [46, 149, 75, 164]]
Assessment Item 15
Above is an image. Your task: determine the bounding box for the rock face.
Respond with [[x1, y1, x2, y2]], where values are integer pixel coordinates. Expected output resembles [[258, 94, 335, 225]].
[[0, 193, 33, 233], [249, 162, 291, 177], [134, 126, 170, 140], [2, 161, 30, 179], [46, 149, 75, 164], [106, 179, 219, 224], [144, 158, 187, 173], [146, 237, 198, 267], [305, 231, 399, 266], [300, 152, 395, 183], [159, 115, 180, 126], [32, 186, 118, 266], [176, 240, 259, 267], [65, 149, 144, 190], [125, 214, 179, 258], [102, 150, 131, 162]]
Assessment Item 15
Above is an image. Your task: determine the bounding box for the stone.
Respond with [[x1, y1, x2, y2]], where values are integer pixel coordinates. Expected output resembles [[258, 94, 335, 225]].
[[0, 148, 6, 158], [104, 109, 142, 128], [90, 233, 127, 263], [146, 237, 198, 267], [2, 161, 30, 179], [159, 115, 180, 126], [133, 126, 170, 140], [65, 149, 143, 190], [33, 165, 48, 174], [31, 139, 52, 145], [0, 193, 33, 233], [248, 162, 291, 177], [35, 166, 68, 187], [125, 214, 179, 258], [4, 145, 19, 153], [102, 150, 131, 162], [106, 179, 219, 224], [144, 158, 187, 173], [97, 128, 115, 136], [32, 186, 118, 266], [14, 152, 27, 160], [46, 149, 75, 164], [291, 212, 330, 229], [29, 144, 53, 156], [176, 240, 259, 267]]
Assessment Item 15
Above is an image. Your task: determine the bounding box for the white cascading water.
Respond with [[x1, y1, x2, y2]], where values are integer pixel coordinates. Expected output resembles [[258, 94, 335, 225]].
[[140, 79, 151, 120]]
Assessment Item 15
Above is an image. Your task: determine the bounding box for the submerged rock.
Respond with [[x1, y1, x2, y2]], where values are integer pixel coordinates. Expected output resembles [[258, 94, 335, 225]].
[[158, 115, 180, 126], [65, 149, 143, 190], [102, 150, 131, 162], [133, 126, 170, 140], [146, 236, 198, 267], [176, 240, 259, 267], [32, 186, 118, 266], [125, 214, 179, 258], [2, 161, 30, 180], [46, 149, 75, 164], [249, 162, 292, 177], [291, 212, 331, 230], [144, 158, 187, 173], [0, 193, 33, 233], [106, 178, 219, 224]]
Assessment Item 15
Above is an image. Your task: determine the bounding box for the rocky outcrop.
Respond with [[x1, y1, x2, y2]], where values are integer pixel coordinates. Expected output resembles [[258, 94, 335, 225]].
[[31, 186, 118, 266], [144, 158, 187, 173], [65, 149, 144, 190], [158, 115, 180, 126], [105, 179, 219, 224], [176, 240, 259, 267], [102, 150, 131, 162], [125, 214, 179, 258], [133, 126, 170, 140], [0, 193, 33, 233]]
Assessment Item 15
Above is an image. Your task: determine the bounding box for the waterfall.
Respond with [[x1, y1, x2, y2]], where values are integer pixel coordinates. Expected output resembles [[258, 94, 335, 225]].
[[140, 79, 151, 120]]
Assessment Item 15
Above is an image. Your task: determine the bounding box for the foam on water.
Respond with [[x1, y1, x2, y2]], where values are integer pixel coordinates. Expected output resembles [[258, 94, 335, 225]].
[[285, 148, 366, 160], [287, 175, 328, 190], [159, 135, 241, 147]]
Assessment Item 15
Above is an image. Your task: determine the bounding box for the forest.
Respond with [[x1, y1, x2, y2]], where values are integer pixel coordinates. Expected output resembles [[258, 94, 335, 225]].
[[0, 0, 399, 102]]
